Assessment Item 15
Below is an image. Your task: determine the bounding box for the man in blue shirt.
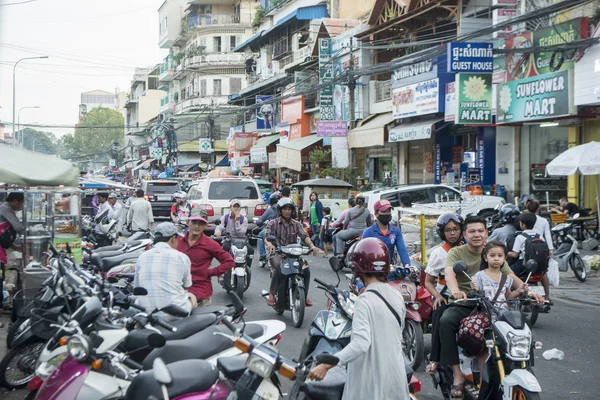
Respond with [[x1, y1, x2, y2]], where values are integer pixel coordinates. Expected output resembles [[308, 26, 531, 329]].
[[362, 199, 410, 267]]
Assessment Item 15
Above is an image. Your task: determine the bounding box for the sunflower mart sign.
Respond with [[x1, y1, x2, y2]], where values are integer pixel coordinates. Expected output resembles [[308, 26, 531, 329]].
[[496, 69, 575, 124], [456, 73, 492, 124]]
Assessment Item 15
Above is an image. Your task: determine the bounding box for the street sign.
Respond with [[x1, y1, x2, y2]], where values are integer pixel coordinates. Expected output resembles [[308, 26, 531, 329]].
[[199, 138, 212, 153]]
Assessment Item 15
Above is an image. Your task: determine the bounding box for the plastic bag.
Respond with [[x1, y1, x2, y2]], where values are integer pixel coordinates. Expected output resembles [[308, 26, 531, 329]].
[[547, 258, 559, 288]]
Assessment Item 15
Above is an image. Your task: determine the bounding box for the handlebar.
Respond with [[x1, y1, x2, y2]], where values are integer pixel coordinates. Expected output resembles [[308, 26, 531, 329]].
[[314, 277, 333, 289], [155, 318, 177, 333], [220, 316, 237, 331], [122, 357, 144, 370]]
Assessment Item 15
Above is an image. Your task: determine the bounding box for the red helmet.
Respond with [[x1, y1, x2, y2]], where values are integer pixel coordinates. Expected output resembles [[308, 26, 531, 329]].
[[347, 238, 390, 277]]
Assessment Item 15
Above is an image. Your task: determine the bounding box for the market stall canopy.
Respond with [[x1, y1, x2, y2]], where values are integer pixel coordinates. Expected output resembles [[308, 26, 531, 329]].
[[293, 178, 353, 188], [79, 177, 134, 190], [545, 142, 600, 176], [348, 112, 394, 149], [131, 158, 156, 172], [0, 146, 80, 186]]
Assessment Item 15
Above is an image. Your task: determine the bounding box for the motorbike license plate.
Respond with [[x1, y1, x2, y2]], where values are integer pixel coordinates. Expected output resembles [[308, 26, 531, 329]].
[[529, 286, 545, 295], [253, 380, 279, 399]]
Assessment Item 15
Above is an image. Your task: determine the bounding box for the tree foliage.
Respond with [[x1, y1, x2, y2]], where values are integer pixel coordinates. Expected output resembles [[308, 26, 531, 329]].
[[20, 128, 58, 154], [63, 107, 124, 161]]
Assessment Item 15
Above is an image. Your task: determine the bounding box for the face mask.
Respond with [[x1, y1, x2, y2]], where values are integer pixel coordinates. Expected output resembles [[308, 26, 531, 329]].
[[377, 214, 392, 225]]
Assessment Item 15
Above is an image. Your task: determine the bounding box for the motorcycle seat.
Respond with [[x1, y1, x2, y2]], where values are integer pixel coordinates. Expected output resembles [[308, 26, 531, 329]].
[[217, 355, 248, 380], [142, 323, 264, 369], [191, 305, 229, 316], [89, 250, 127, 266], [126, 359, 218, 400], [99, 251, 143, 272], [90, 244, 127, 253], [124, 239, 143, 247], [303, 366, 346, 400]]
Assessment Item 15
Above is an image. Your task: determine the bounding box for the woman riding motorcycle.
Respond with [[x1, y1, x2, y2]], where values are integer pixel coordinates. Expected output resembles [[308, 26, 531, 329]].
[[424, 212, 464, 375]]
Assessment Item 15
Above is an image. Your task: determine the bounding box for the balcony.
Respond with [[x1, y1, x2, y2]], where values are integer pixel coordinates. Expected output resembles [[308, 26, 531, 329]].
[[175, 95, 229, 114], [186, 13, 251, 30], [272, 37, 291, 60], [159, 58, 174, 82], [187, 52, 246, 69], [160, 97, 174, 114], [281, 46, 315, 71]]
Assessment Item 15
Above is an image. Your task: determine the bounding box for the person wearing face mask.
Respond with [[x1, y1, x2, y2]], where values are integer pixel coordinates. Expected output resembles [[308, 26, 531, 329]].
[[361, 200, 410, 267]]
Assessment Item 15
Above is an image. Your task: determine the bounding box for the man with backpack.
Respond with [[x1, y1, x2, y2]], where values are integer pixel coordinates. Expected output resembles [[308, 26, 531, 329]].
[[215, 199, 254, 263], [508, 212, 551, 302], [0, 192, 25, 313]]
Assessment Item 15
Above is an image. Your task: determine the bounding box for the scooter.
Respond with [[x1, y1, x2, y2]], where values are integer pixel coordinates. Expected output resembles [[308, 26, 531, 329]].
[[262, 239, 311, 328], [328, 227, 361, 272], [552, 222, 587, 282], [214, 232, 252, 299], [431, 262, 543, 400]]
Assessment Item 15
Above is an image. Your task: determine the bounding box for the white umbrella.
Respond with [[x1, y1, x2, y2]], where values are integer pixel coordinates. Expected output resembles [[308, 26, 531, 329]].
[[546, 141, 600, 216]]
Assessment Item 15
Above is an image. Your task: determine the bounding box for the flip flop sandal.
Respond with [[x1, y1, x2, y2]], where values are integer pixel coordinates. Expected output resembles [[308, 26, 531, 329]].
[[450, 384, 464, 400]]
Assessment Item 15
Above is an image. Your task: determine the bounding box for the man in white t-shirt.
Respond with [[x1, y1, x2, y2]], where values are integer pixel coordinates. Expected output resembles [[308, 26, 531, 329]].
[[526, 200, 554, 257]]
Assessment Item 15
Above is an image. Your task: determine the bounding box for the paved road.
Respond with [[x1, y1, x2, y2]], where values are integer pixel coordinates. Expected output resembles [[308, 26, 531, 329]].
[[2, 254, 600, 399]]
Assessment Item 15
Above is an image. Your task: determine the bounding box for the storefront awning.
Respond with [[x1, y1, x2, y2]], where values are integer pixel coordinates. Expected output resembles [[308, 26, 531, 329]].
[[388, 118, 443, 142], [131, 158, 155, 172], [232, 30, 265, 52], [276, 135, 322, 171], [252, 134, 280, 148], [348, 112, 395, 149]]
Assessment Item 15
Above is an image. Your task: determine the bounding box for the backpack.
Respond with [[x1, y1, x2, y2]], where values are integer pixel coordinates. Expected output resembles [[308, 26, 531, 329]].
[[224, 213, 244, 227], [522, 233, 550, 273], [0, 221, 15, 249]]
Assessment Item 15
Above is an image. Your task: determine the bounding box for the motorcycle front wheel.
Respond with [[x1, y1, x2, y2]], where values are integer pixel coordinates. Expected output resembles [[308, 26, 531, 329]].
[[570, 254, 587, 282], [0, 340, 45, 389], [235, 274, 245, 299], [291, 286, 306, 328], [511, 386, 541, 399], [403, 319, 424, 370], [520, 301, 539, 327]]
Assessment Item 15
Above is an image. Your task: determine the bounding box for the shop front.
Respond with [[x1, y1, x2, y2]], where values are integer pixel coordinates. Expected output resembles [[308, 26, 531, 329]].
[[391, 52, 454, 185], [249, 134, 280, 178], [575, 32, 600, 210]]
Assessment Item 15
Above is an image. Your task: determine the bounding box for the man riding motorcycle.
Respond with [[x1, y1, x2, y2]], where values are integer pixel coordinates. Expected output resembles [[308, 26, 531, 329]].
[[488, 204, 520, 244], [264, 198, 319, 307], [336, 194, 371, 258], [215, 199, 254, 264], [171, 191, 193, 224]]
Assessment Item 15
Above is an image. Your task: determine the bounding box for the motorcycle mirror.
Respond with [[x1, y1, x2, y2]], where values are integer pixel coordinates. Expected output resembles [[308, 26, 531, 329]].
[[316, 354, 340, 366], [152, 358, 172, 385], [160, 304, 189, 318], [66, 242, 72, 254], [147, 333, 166, 349], [133, 287, 148, 296], [228, 292, 245, 314], [329, 256, 343, 272], [453, 261, 471, 280], [107, 277, 118, 284], [524, 259, 538, 273], [213, 219, 221, 225]]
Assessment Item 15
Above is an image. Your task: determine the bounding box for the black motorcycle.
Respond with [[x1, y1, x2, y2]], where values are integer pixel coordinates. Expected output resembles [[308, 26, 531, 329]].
[[262, 239, 311, 328], [328, 227, 362, 271], [213, 224, 253, 299]]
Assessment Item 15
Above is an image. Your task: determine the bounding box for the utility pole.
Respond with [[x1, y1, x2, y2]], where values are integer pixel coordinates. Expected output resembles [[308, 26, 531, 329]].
[[347, 41, 357, 184]]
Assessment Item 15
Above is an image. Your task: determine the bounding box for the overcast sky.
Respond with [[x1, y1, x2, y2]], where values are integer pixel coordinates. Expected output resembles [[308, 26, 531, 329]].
[[0, 0, 167, 136]]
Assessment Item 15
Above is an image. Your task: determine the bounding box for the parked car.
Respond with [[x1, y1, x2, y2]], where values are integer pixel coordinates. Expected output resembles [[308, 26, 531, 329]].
[[140, 180, 181, 218], [187, 176, 267, 235], [361, 184, 505, 220]]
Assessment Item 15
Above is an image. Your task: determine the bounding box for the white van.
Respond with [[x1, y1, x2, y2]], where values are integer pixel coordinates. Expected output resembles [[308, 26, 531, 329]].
[[187, 176, 267, 234]]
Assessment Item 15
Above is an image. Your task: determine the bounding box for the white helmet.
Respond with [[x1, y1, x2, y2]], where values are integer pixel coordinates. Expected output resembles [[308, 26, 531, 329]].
[[277, 198, 295, 209], [174, 191, 187, 200]]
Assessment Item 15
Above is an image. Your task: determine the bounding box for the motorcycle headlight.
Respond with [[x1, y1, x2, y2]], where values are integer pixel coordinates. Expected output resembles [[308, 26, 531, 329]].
[[67, 335, 90, 361], [246, 351, 275, 379], [36, 352, 69, 379], [507, 333, 531, 359], [338, 292, 355, 317], [233, 247, 248, 263]]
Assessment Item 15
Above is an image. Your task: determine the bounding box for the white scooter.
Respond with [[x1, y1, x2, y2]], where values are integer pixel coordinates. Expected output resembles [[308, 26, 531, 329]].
[[551, 222, 587, 282]]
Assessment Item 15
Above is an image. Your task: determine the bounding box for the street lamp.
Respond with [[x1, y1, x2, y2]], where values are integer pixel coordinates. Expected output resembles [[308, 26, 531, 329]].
[[31, 138, 43, 153], [17, 106, 40, 147], [12, 56, 49, 147]]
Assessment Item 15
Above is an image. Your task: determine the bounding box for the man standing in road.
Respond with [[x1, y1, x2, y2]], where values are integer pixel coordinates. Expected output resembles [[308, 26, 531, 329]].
[[177, 208, 235, 307], [127, 189, 154, 232], [134, 222, 195, 319], [0, 192, 25, 315], [107, 193, 123, 233], [439, 216, 526, 398]]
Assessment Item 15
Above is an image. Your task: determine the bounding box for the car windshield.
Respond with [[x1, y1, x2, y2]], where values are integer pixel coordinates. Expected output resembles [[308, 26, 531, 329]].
[[208, 181, 259, 200], [146, 183, 180, 194]]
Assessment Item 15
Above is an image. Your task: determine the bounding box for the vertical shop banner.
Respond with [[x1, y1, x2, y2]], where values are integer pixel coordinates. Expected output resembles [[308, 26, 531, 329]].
[[318, 38, 334, 121], [456, 73, 493, 124], [435, 143, 442, 184], [444, 82, 456, 122], [477, 129, 485, 174], [268, 152, 278, 169], [256, 95, 274, 130], [234, 132, 255, 151], [496, 70, 575, 123], [492, 8, 517, 39], [331, 136, 349, 168]]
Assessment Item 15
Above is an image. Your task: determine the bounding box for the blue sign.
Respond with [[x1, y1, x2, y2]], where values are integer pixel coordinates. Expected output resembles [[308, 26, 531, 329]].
[[447, 42, 493, 73], [256, 95, 274, 130]]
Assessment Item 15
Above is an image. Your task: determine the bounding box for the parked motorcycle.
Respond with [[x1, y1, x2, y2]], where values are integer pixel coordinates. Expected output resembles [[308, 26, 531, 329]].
[[552, 222, 587, 282], [431, 262, 544, 400], [262, 238, 311, 328]]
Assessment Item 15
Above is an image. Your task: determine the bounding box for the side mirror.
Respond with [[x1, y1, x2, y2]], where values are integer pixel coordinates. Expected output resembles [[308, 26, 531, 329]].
[[228, 291, 245, 314], [329, 256, 343, 272], [524, 259, 538, 273], [267, 235, 276, 243], [152, 358, 172, 385], [147, 333, 166, 349], [453, 261, 469, 277], [160, 304, 189, 318], [133, 287, 148, 296]]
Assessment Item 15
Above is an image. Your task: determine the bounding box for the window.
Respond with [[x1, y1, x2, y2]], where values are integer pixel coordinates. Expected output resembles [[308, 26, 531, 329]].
[[187, 185, 203, 200], [230, 77, 241, 94], [213, 79, 222, 96], [213, 36, 222, 53], [145, 182, 180, 195], [200, 80, 207, 97], [380, 192, 400, 208], [429, 186, 461, 203], [208, 181, 259, 200], [148, 77, 158, 90], [401, 188, 430, 204], [230, 36, 237, 51]]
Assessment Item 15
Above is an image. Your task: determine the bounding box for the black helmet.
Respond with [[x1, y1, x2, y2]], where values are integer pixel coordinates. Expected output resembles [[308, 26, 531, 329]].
[[269, 195, 280, 205], [499, 204, 520, 224], [436, 213, 464, 242], [348, 197, 356, 207]]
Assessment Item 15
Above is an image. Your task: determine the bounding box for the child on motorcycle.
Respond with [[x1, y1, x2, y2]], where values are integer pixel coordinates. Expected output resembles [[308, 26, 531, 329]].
[[470, 241, 543, 383], [425, 213, 464, 375]]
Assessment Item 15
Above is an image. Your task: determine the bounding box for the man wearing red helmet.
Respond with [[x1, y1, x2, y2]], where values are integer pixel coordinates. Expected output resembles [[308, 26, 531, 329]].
[[308, 237, 411, 400]]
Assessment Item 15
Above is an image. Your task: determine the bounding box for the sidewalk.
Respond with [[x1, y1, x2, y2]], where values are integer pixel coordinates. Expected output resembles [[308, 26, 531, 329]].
[[552, 249, 600, 307]]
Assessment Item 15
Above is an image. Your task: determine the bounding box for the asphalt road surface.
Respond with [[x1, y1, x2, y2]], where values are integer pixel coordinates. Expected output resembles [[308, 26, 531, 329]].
[[2, 253, 599, 399]]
